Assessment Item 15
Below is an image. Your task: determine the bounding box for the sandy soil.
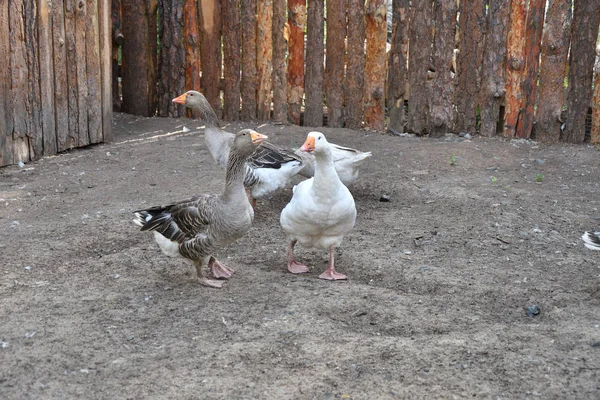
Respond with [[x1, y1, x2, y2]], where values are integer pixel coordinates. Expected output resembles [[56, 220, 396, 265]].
[[1, 113, 599, 399]]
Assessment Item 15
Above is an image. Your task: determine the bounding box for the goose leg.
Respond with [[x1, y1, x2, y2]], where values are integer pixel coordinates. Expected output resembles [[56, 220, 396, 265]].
[[251, 198, 257, 210], [287, 240, 309, 274], [194, 258, 225, 288], [209, 256, 235, 279], [318, 246, 347, 280]]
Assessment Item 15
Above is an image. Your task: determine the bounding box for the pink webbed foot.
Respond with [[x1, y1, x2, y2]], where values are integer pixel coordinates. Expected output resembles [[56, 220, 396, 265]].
[[318, 268, 347, 280], [198, 278, 225, 288], [288, 260, 309, 274], [209, 257, 235, 279]]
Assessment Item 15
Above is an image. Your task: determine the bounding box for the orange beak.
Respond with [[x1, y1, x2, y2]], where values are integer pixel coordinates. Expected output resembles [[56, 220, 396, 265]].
[[250, 131, 268, 144], [299, 136, 316, 152], [172, 93, 187, 105]]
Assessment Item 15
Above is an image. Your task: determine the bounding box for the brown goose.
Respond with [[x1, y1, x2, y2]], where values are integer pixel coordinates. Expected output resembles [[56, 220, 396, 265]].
[[133, 129, 268, 288], [173, 90, 303, 208]]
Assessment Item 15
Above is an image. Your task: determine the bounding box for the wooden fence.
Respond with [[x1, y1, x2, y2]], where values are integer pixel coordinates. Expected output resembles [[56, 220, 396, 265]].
[[0, 0, 112, 168], [113, 0, 600, 144]]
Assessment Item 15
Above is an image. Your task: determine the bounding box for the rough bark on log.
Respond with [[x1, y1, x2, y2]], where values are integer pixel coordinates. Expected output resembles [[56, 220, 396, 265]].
[[503, 0, 526, 137], [121, 0, 158, 117], [272, 0, 288, 123], [111, 0, 121, 111], [0, 0, 13, 165], [51, 0, 71, 151], [74, 0, 90, 147], [38, 0, 57, 155], [303, 0, 324, 126], [99, 0, 113, 141], [64, 0, 79, 148], [515, 0, 546, 139], [479, 0, 510, 137], [454, 0, 485, 134], [287, 0, 305, 125], [562, 0, 600, 143], [535, 0, 571, 143], [241, 0, 258, 120], [158, 0, 185, 118], [199, 0, 222, 115], [223, 0, 241, 121], [428, 0, 457, 137], [592, 43, 600, 144], [325, 0, 345, 127], [25, 0, 43, 159], [407, 0, 433, 134], [183, 0, 201, 118], [86, 0, 104, 144], [364, 0, 387, 131], [386, 0, 409, 134], [344, 0, 365, 130], [257, 0, 273, 120]]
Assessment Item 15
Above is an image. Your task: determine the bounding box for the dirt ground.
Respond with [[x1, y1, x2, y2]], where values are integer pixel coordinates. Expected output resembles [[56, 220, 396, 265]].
[[1, 112, 599, 399]]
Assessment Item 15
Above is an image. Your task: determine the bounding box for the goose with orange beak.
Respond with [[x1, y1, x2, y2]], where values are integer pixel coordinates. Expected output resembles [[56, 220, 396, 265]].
[[280, 132, 357, 280]]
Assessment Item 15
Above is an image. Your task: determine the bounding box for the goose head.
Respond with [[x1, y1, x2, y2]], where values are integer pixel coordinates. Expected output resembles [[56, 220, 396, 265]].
[[172, 90, 208, 109], [299, 131, 330, 156], [231, 129, 268, 158]]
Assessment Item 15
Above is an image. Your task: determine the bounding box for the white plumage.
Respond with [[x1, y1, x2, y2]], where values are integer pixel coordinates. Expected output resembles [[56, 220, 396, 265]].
[[582, 231, 600, 251]]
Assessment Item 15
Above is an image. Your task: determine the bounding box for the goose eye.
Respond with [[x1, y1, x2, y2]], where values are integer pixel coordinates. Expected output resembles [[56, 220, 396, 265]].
[[318, 137, 321, 141]]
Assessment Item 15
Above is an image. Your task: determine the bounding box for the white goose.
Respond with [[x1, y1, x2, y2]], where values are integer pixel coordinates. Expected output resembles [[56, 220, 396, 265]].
[[582, 231, 600, 251], [173, 90, 303, 208], [280, 132, 357, 280], [295, 143, 372, 186]]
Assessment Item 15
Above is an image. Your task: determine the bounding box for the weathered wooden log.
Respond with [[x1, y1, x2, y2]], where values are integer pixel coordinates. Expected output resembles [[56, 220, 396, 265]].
[[363, 0, 387, 131], [74, 0, 90, 146], [562, 0, 600, 143], [223, 0, 241, 121], [0, 0, 13, 165], [325, 0, 345, 127], [85, 0, 104, 144], [64, 0, 79, 147], [303, 0, 324, 127], [287, 0, 305, 125], [199, 0, 222, 115], [241, 0, 258, 120], [158, 0, 185, 118], [515, 0, 546, 139], [407, 0, 433, 134], [428, 0, 457, 137], [272, 0, 288, 122], [99, 0, 113, 141], [38, 0, 57, 155], [51, 0, 71, 151], [479, 0, 510, 137], [592, 43, 600, 144], [386, 0, 409, 134], [257, 0, 273, 120], [183, 0, 201, 118], [121, 0, 158, 117], [111, 0, 121, 111], [454, 0, 485, 134], [503, 0, 526, 137], [535, 0, 571, 143]]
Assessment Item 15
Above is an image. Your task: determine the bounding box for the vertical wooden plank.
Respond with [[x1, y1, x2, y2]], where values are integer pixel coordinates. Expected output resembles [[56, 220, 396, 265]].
[[99, 0, 112, 141], [503, 0, 526, 137], [73, 0, 89, 146], [257, 0, 273, 121], [241, 0, 258, 120], [121, 0, 158, 117], [536, 0, 571, 143], [157, 0, 185, 118], [428, 0, 457, 137], [287, 0, 305, 125], [222, 0, 241, 121], [591, 44, 600, 144], [38, 0, 57, 156], [183, 0, 201, 118], [85, 0, 103, 144], [479, 0, 510, 137], [386, 0, 409, 133], [111, 0, 122, 111], [304, 0, 324, 127], [51, 0, 70, 151], [0, 0, 14, 166], [325, 0, 345, 127], [454, 0, 485, 134], [199, 0, 222, 115], [515, 0, 546, 139], [562, 0, 599, 143], [9, 0, 33, 163], [363, 0, 387, 131], [64, 0, 80, 147], [271, 0, 287, 122], [406, 0, 433, 134]]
